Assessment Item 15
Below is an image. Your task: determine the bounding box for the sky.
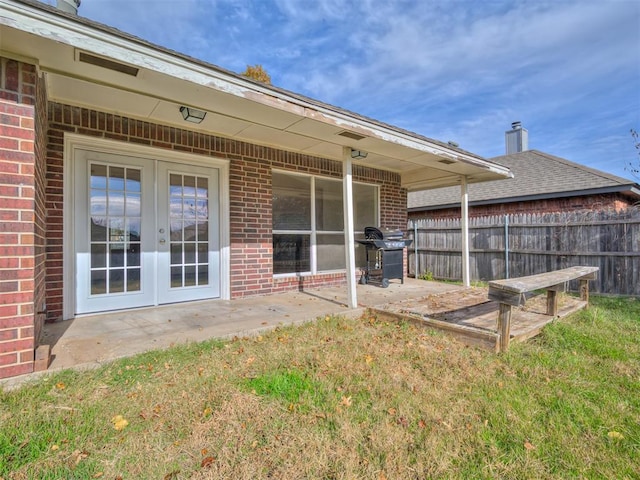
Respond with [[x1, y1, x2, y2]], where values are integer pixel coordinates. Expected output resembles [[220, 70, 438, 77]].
[[47, 0, 640, 181]]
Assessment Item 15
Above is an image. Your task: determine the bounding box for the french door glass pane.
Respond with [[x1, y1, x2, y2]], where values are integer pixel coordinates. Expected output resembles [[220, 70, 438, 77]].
[[126, 169, 141, 192], [185, 265, 197, 287], [169, 173, 209, 288], [90, 244, 106, 268], [89, 163, 142, 296], [127, 268, 141, 291], [109, 167, 125, 191], [109, 269, 124, 293], [91, 270, 106, 295], [90, 164, 107, 188], [91, 217, 107, 241], [108, 191, 125, 215], [198, 265, 208, 284]]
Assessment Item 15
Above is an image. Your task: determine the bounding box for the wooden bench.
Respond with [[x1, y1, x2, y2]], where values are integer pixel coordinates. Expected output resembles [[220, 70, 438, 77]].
[[488, 266, 599, 352]]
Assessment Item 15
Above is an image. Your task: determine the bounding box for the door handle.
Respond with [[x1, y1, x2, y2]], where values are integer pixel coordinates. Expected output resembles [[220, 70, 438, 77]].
[[159, 238, 166, 245]]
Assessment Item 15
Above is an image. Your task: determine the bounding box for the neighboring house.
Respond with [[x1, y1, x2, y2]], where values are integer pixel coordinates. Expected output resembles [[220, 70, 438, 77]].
[[0, 0, 511, 379], [408, 151, 640, 220]]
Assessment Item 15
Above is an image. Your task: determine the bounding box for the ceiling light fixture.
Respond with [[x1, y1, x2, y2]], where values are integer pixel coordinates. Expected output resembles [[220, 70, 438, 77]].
[[179, 106, 207, 124], [350, 149, 368, 159]]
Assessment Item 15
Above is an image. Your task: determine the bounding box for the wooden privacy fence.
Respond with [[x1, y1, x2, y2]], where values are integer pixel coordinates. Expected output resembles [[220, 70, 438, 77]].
[[407, 207, 640, 296]]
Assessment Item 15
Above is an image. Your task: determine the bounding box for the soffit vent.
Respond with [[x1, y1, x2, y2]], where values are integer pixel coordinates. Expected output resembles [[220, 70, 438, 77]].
[[438, 158, 457, 165], [78, 52, 139, 77], [337, 130, 366, 141]]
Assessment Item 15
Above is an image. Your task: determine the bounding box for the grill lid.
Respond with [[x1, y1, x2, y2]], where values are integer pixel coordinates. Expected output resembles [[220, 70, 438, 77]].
[[364, 227, 404, 241]]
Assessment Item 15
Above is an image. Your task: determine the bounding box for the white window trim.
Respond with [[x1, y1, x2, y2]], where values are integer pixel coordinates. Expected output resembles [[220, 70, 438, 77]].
[[272, 170, 379, 278], [63, 133, 231, 319]]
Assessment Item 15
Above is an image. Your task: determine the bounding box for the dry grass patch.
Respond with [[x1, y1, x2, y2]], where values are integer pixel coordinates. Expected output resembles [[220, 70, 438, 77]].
[[1, 297, 639, 479]]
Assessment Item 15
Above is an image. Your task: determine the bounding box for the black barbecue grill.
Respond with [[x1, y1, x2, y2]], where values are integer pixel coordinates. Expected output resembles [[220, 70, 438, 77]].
[[356, 227, 413, 288]]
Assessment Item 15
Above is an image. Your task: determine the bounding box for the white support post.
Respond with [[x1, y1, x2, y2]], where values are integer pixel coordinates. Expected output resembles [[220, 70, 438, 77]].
[[461, 176, 470, 287], [343, 147, 358, 308]]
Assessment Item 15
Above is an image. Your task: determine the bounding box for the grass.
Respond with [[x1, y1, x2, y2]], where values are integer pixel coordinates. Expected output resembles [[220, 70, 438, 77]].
[[1, 296, 639, 479]]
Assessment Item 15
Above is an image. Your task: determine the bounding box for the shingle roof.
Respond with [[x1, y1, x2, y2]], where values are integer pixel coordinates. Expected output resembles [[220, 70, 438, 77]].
[[408, 150, 640, 210]]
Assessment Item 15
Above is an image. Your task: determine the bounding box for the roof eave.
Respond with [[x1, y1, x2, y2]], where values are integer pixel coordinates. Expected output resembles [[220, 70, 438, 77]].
[[1, 0, 512, 184], [409, 184, 640, 212]]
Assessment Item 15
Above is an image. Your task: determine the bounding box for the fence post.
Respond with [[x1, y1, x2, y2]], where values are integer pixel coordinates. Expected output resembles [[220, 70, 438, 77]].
[[505, 214, 509, 279], [497, 303, 512, 352], [414, 221, 419, 278]]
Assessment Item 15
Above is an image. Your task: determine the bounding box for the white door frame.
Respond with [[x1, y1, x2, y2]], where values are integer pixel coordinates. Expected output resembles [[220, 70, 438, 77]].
[[63, 134, 230, 320]]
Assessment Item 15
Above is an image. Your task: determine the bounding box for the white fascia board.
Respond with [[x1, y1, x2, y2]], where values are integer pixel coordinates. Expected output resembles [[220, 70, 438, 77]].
[[0, 0, 511, 178]]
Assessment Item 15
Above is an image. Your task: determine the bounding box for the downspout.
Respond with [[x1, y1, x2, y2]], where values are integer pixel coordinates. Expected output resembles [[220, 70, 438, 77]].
[[461, 176, 470, 287], [343, 147, 358, 308]]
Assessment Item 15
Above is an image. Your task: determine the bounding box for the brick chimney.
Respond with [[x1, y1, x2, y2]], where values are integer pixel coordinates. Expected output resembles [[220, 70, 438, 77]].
[[505, 121, 528, 154]]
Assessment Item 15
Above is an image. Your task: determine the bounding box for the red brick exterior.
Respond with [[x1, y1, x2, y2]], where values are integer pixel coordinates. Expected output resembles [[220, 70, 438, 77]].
[[408, 193, 635, 222], [0, 58, 46, 378]]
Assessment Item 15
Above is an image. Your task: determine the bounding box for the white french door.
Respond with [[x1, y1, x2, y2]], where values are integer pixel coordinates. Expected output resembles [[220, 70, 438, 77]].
[[156, 162, 219, 304], [74, 150, 220, 314]]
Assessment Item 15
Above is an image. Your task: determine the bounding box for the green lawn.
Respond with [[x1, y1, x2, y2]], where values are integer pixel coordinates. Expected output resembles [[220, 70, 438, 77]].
[[1, 296, 638, 479]]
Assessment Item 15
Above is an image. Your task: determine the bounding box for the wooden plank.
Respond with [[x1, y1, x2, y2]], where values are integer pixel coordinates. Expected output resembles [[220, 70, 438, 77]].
[[497, 303, 512, 353], [369, 308, 499, 352], [488, 266, 599, 294], [488, 289, 525, 307], [579, 272, 598, 281], [580, 279, 590, 302], [510, 299, 588, 343], [547, 289, 558, 316], [546, 283, 566, 292], [511, 323, 549, 344]]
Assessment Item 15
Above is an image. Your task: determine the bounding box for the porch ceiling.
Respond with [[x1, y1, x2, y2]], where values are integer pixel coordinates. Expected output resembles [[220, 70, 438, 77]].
[[0, 0, 512, 191]]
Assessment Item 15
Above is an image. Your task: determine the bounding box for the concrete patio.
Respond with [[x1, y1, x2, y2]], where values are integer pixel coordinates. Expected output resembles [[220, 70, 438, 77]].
[[38, 279, 460, 371]]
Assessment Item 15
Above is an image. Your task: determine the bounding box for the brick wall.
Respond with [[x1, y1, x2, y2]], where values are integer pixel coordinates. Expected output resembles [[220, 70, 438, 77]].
[[34, 70, 48, 348], [46, 103, 407, 319], [408, 193, 635, 221], [0, 58, 41, 378]]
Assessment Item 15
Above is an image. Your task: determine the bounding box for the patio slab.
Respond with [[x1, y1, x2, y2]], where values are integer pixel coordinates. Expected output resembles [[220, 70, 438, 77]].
[[1, 279, 461, 389]]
